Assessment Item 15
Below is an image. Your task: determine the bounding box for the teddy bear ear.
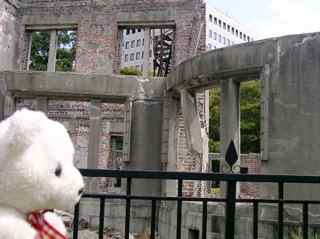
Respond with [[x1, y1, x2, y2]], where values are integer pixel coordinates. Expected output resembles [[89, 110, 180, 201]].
[[6, 108, 48, 153]]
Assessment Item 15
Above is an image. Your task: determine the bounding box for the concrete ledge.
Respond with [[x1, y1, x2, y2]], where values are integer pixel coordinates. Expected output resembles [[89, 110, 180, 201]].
[[1, 71, 166, 101]]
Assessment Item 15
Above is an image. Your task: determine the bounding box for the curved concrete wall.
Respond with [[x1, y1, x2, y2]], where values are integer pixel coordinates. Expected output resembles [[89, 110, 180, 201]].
[[168, 32, 320, 199]]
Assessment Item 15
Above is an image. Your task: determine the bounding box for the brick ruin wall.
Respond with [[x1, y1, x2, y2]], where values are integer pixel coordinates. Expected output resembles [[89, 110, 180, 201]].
[[0, 0, 18, 71], [8, 0, 208, 195]]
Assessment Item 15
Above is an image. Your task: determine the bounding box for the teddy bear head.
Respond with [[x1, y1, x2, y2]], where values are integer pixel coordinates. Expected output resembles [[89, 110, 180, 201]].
[[0, 109, 84, 213]]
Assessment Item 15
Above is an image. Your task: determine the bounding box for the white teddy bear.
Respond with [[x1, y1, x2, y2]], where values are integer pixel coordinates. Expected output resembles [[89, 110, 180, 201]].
[[0, 109, 84, 238]]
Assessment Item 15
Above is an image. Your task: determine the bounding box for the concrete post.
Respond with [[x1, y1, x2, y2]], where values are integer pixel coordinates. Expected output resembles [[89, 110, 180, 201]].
[[48, 30, 57, 72], [220, 78, 240, 197], [220, 78, 240, 169], [87, 100, 102, 169], [36, 97, 48, 113], [143, 28, 151, 77], [129, 99, 162, 196]]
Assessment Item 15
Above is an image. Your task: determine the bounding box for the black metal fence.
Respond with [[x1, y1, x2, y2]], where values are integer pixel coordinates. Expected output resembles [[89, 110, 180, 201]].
[[73, 169, 320, 239]]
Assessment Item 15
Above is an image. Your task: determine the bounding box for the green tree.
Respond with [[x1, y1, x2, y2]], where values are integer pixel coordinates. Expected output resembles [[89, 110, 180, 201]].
[[240, 80, 261, 153], [56, 31, 77, 72], [29, 32, 50, 71], [209, 88, 220, 152], [208, 80, 261, 153], [29, 30, 76, 72]]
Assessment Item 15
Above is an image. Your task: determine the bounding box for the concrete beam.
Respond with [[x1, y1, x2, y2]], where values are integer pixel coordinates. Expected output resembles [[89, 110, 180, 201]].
[[1, 71, 166, 101], [143, 28, 150, 77], [180, 89, 203, 155]]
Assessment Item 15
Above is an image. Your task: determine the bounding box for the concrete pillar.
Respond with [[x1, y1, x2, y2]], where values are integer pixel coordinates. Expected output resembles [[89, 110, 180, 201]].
[[129, 99, 162, 196], [143, 28, 150, 77], [48, 30, 57, 72], [36, 97, 48, 113], [220, 78, 240, 197], [220, 78, 240, 169], [87, 100, 102, 169]]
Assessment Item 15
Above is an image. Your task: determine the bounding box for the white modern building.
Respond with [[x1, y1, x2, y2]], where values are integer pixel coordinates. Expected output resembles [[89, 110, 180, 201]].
[[120, 4, 254, 71], [120, 28, 155, 73], [206, 5, 253, 50]]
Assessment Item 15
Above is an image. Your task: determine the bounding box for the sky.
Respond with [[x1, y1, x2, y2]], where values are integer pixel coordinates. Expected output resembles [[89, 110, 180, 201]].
[[207, 0, 320, 40]]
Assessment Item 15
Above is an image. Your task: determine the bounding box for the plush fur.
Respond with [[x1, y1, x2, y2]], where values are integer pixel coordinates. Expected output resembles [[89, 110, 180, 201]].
[[0, 109, 84, 238]]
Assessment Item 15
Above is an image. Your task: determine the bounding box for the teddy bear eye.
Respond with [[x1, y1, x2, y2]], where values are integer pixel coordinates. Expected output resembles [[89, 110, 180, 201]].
[[55, 164, 62, 177]]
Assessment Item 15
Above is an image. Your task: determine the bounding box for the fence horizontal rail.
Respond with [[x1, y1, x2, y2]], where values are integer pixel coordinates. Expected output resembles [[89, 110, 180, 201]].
[[80, 169, 320, 183], [73, 169, 320, 239]]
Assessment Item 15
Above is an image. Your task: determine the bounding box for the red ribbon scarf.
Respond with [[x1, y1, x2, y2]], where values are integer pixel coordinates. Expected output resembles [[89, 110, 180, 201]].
[[27, 211, 68, 239]]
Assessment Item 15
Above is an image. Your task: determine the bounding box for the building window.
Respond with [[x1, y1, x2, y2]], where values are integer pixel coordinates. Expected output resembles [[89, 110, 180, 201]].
[[126, 29, 130, 35], [214, 17, 217, 25], [141, 51, 144, 59], [137, 39, 141, 47], [243, 34, 246, 40], [130, 53, 134, 61], [218, 34, 221, 42], [209, 14, 213, 22], [125, 54, 128, 62], [247, 36, 250, 42], [28, 30, 77, 72], [125, 41, 129, 49], [214, 32, 217, 40], [209, 30, 213, 38], [142, 38, 145, 46], [223, 37, 226, 45], [131, 40, 135, 48], [138, 28, 141, 32], [227, 25, 230, 32], [136, 52, 140, 60], [236, 30, 238, 37], [207, 43, 212, 50], [218, 19, 222, 27], [227, 39, 230, 46], [132, 29, 136, 34], [240, 32, 243, 39], [223, 22, 226, 30], [232, 27, 235, 35]]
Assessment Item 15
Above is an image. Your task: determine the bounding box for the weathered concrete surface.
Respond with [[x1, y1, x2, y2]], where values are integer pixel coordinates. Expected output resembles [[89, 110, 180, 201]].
[[158, 201, 320, 239], [0, 71, 166, 101], [168, 32, 320, 199], [0, 0, 18, 71], [128, 99, 163, 196]]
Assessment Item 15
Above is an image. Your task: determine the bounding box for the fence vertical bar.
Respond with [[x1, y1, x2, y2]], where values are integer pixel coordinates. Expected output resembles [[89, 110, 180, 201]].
[[99, 198, 105, 239], [278, 182, 284, 239], [225, 180, 236, 239], [303, 203, 309, 239], [150, 199, 157, 239], [125, 177, 132, 239], [176, 178, 183, 239], [253, 202, 258, 239], [202, 199, 208, 239], [73, 202, 80, 239]]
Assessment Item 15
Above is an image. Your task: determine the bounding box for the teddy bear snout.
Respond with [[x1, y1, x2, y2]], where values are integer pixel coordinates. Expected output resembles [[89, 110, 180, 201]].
[[78, 187, 84, 196]]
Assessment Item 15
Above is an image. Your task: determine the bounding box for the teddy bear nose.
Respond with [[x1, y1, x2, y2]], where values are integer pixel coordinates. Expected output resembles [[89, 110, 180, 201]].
[[78, 188, 84, 196]]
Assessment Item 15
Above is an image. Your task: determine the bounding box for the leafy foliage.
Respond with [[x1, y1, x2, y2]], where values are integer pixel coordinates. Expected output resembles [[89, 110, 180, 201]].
[[120, 67, 143, 76], [56, 31, 77, 72], [209, 80, 261, 153], [29, 32, 50, 71], [29, 30, 77, 72]]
